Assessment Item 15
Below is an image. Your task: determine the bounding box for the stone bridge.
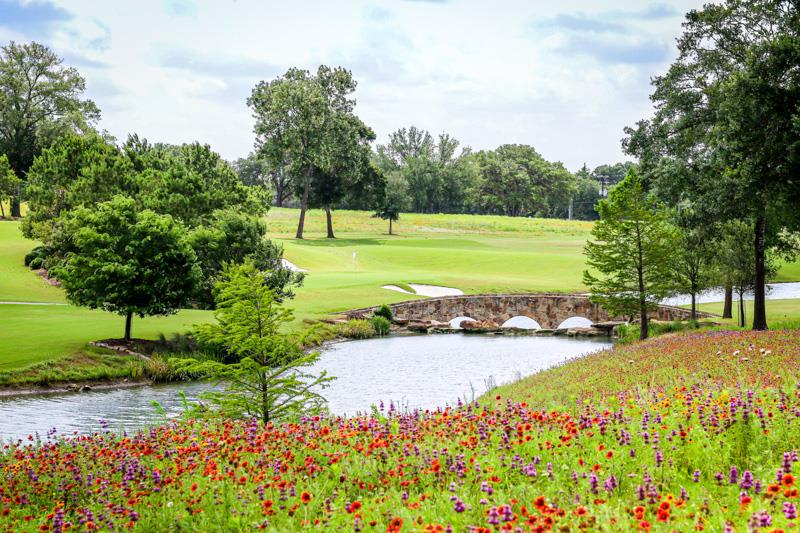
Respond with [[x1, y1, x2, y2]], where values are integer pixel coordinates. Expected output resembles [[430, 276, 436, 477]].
[[344, 293, 712, 330]]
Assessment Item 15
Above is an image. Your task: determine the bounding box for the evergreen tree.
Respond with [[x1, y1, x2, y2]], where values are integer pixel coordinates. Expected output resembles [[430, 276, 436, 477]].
[[583, 170, 678, 340], [182, 263, 333, 424]]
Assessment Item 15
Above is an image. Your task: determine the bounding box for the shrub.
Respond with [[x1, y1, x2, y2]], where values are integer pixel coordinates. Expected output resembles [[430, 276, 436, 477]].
[[374, 304, 393, 321], [371, 316, 391, 336], [29, 257, 43, 270], [335, 319, 376, 340], [23, 246, 48, 267]]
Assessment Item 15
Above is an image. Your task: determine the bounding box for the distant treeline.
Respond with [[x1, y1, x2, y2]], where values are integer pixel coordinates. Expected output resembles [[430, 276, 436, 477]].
[[236, 128, 632, 223]]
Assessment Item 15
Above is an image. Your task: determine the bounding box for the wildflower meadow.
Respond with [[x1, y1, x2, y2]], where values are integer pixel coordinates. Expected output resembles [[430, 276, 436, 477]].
[[1, 329, 800, 532]]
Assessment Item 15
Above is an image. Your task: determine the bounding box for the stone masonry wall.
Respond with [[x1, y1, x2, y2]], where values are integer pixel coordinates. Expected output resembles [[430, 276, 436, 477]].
[[345, 294, 711, 329]]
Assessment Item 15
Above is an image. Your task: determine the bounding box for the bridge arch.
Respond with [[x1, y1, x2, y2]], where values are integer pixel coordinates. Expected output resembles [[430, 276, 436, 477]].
[[449, 316, 476, 329], [501, 316, 541, 329], [345, 293, 711, 329], [556, 316, 593, 329]]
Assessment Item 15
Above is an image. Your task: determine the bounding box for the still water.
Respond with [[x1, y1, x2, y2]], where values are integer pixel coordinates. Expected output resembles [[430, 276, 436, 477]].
[[663, 281, 800, 306], [0, 335, 609, 442]]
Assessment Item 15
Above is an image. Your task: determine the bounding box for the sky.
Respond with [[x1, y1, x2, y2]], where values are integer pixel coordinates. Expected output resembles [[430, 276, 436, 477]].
[[0, 0, 705, 171]]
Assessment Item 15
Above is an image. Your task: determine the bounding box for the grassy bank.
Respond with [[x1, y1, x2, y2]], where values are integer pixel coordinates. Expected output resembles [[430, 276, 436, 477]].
[[695, 298, 800, 325], [1, 210, 799, 385], [2, 329, 799, 530], [0, 304, 212, 370]]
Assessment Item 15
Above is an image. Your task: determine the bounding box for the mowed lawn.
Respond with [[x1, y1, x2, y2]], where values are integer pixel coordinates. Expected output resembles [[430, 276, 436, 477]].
[[1, 209, 799, 369], [268, 208, 593, 322], [694, 298, 800, 325], [0, 222, 64, 303], [0, 304, 211, 370]]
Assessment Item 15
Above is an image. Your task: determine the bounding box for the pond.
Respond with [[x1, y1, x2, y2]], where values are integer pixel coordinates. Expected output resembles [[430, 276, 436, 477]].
[[662, 281, 800, 306], [0, 334, 609, 442]]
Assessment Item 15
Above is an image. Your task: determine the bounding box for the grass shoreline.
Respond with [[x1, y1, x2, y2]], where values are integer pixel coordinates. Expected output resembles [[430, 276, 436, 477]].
[[2, 210, 799, 385]]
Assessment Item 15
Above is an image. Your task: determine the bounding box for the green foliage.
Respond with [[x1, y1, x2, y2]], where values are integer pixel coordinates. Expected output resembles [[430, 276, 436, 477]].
[[234, 152, 293, 207], [583, 169, 678, 340], [615, 319, 703, 344], [23, 133, 135, 241], [672, 214, 721, 319], [334, 319, 376, 340], [188, 209, 304, 308], [23, 134, 268, 244], [370, 315, 391, 336], [374, 304, 393, 321], [0, 41, 100, 216], [469, 144, 575, 218], [375, 127, 477, 215], [186, 262, 333, 423], [135, 141, 267, 228], [0, 154, 20, 218], [624, 0, 800, 330], [22, 245, 49, 268], [590, 162, 635, 196], [248, 65, 375, 238], [53, 196, 201, 340], [374, 172, 410, 234], [28, 257, 43, 270], [717, 220, 780, 327], [571, 165, 600, 221]]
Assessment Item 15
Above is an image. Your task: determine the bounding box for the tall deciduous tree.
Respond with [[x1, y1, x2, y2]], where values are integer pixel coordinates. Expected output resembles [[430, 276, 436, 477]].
[[309, 114, 376, 238], [673, 223, 719, 319], [249, 66, 366, 239], [583, 170, 678, 340], [717, 220, 779, 327], [624, 0, 800, 330], [376, 127, 476, 215], [471, 145, 575, 218], [0, 41, 99, 216], [53, 196, 200, 341], [234, 152, 293, 207]]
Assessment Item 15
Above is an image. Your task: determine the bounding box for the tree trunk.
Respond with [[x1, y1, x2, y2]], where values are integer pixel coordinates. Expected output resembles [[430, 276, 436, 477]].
[[738, 293, 745, 328], [124, 312, 133, 342], [389, 218, 393, 235], [690, 292, 696, 320], [639, 297, 648, 341], [295, 173, 310, 239], [752, 216, 768, 331], [637, 226, 648, 341], [325, 205, 335, 239], [722, 283, 733, 319], [0, 200, 5, 218], [10, 194, 20, 218]]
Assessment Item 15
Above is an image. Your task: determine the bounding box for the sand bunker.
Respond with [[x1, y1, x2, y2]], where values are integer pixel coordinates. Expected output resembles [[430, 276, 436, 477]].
[[381, 284, 464, 297], [281, 259, 307, 272]]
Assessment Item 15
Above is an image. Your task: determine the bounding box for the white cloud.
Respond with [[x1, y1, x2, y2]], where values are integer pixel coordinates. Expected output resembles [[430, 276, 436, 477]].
[[3, 0, 705, 170]]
